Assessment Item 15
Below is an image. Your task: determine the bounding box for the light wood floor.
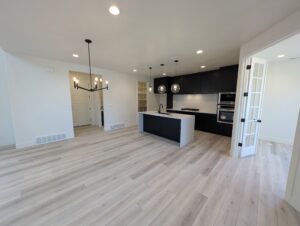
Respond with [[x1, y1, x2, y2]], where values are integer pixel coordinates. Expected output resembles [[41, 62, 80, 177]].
[[0, 126, 299, 226]]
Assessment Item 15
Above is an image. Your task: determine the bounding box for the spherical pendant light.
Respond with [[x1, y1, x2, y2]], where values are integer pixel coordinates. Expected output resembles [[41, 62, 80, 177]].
[[171, 83, 180, 93], [148, 67, 153, 93], [158, 85, 166, 94]]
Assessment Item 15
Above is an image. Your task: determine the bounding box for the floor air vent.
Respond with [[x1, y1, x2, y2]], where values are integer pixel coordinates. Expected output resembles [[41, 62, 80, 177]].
[[110, 123, 125, 130], [36, 133, 66, 145]]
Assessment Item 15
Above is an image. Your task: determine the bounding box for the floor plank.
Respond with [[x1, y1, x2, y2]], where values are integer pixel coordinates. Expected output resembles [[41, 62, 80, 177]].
[[0, 126, 299, 226]]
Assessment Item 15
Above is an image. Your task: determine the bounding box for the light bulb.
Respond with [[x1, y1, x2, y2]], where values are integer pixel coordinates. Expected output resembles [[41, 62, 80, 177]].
[[94, 81, 97, 85], [76, 80, 79, 84], [100, 78, 103, 82], [158, 85, 166, 94], [149, 87, 152, 92], [171, 83, 180, 93], [109, 6, 120, 15], [105, 80, 109, 85], [95, 77, 98, 81], [73, 77, 77, 81]]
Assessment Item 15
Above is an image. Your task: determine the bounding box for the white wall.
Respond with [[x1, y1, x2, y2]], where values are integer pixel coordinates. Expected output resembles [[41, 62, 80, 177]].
[[5, 53, 75, 148], [172, 94, 218, 114], [0, 49, 15, 148], [159, 94, 167, 110], [259, 59, 300, 144], [286, 111, 300, 212], [147, 87, 160, 111], [4, 51, 158, 148]]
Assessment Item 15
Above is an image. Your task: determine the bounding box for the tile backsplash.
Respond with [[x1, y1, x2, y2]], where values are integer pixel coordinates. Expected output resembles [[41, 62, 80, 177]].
[[172, 94, 218, 114]]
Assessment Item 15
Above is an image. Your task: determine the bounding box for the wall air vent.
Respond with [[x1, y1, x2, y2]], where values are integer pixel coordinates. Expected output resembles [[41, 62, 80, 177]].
[[110, 123, 125, 130], [36, 133, 66, 145]]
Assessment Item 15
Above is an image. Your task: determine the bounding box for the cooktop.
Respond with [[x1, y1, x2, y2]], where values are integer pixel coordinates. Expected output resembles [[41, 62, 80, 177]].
[[181, 108, 199, 111]]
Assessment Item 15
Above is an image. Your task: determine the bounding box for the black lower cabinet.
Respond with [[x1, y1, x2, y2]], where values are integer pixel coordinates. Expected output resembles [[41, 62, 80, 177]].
[[143, 114, 181, 142], [143, 115, 161, 135], [167, 110, 232, 137]]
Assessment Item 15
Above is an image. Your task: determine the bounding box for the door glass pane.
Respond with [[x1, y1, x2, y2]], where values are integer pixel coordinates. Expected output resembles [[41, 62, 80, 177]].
[[250, 93, 261, 107], [253, 63, 264, 78], [251, 78, 263, 92], [245, 134, 255, 146], [248, 106, 259, 120], [246, 121, 257, 134]]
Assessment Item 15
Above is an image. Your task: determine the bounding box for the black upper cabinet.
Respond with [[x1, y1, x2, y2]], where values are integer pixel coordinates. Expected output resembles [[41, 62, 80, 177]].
[[154, 65, 238, 94], [218, 65, 238, 92], [200, 70, 218, 94]]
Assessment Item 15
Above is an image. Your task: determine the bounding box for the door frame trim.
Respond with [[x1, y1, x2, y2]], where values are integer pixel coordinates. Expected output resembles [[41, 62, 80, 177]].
[[230, 11, 300, 158]]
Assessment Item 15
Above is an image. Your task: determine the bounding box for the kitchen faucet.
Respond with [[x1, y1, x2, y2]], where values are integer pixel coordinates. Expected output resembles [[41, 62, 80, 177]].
[[159, 104, 163, 113]]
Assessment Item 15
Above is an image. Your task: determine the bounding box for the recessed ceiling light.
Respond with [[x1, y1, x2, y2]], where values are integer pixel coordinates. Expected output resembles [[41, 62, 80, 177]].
[[277, 54, 285, 58], [72, 54, 79, 58], [196, 50, 203, 54], [162, 73, 167, 76], [109, 5, 120, 15], [133, 69, 137, 72], [201, 65, 206, 69]]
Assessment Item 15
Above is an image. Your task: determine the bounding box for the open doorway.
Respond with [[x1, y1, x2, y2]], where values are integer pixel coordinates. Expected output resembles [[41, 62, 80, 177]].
[[69, 71, 104, 137], [238, 32, 300, 158], [236, 32, 300, 214]]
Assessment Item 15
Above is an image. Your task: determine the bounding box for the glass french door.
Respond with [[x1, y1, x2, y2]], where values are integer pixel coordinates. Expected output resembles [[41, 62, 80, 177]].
[[240, 57, 267, 157]]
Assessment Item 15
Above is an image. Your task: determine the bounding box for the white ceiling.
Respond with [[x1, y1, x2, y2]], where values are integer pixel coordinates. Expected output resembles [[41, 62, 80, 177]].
[[1, 0, 300, 77], [255, 32, 300, 62]]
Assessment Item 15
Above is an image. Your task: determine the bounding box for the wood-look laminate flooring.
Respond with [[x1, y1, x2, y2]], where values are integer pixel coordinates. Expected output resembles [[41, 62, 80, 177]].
[[0, 126, 299, 226]]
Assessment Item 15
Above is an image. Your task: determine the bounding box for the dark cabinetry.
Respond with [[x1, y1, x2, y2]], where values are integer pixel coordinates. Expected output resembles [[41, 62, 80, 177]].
[[167, 110, 232, 137], [143, 114, 181, 142], [153, 65, 238, 94]]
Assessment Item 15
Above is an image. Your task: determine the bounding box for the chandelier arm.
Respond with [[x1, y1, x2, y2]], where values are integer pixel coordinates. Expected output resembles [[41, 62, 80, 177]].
[[93, 86, 109, 91], [76, 86, 92, 92]]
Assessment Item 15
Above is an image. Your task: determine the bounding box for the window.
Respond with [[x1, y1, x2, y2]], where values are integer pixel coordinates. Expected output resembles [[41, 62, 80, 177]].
[[138, 81, 147, 112]]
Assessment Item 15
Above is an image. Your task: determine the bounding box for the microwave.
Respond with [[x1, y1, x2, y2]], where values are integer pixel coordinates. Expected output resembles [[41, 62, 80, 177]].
[[218, 92, 236, 106]]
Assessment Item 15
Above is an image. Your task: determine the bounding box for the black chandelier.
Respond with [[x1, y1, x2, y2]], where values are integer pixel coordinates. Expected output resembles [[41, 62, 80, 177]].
[[73, 39, 109, 92]]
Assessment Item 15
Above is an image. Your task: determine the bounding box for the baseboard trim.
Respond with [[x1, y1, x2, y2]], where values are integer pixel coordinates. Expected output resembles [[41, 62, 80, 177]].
[[259, 136, 292, 145], [0, 144, 16, 151]]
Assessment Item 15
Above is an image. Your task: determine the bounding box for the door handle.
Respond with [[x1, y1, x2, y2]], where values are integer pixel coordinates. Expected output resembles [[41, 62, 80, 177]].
[[257, 119, 262, 123]]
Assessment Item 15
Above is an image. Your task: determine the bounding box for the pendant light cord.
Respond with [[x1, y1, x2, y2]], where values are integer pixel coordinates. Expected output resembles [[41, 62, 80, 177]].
[[88, 42, 92, 88], [149, 67, 152, 84], [174, 60, 179, 76]]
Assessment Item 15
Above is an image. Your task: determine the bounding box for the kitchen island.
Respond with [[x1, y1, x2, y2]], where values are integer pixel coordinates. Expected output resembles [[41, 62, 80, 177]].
[[139, 111, 195, 147]]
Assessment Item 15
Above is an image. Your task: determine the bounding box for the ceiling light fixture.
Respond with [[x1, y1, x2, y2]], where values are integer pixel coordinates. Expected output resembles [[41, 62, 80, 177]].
[[73, 39, 109, 92], [72, 54, 79, 58], [133, 69, 137, 72], [148, 67, 153, 93], [158, 64, 167, 94], [160, 64, 166, 76], [196, 50, 203, 54], [109, 5, 120, 15], [277, 54, 285, 58], [170, 60, 180, 94], [201, 65, 206, 69]]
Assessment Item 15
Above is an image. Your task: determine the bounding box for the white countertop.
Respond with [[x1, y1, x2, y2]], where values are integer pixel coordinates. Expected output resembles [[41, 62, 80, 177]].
[[139, 111, 195, 120]]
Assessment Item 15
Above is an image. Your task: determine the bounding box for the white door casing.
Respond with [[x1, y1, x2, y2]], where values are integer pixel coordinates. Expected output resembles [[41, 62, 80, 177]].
[[70, 77, 92, 126], [240, 58, 267, 157]]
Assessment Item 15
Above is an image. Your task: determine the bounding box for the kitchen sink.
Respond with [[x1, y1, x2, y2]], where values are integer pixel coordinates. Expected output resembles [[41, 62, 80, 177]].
[[157, 111, 170, 115]]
